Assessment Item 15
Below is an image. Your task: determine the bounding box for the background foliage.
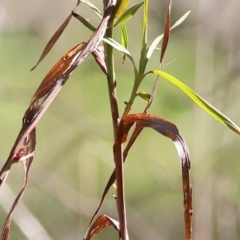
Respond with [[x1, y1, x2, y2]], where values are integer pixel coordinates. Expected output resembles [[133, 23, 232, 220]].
[[0, 0, 240, 239]]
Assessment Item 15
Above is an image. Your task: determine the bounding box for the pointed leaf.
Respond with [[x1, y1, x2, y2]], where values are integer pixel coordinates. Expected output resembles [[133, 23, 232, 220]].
[[81, 0, 102, 19], [103, 37, 131, 56], [72, 12, 96, 32], [114, 2, 143, 27], [147, 10, 191, 60], [31, 13, 73, 71], [103, 37, 138, 75], [151, 70, 240, 135], [160, 0, 172, 65], [139, 0, 148, 75], [171, 10, 191, 29], [120, 23, 128, 63], [115, 0, 129, 18]]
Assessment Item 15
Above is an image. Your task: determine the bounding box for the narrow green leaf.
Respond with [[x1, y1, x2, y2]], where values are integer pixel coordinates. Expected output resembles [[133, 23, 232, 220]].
[[115, 0, 129, 18], [81, 0, 102, 19], [171, 10, 191, 29], [103, 37, 131, 56], [120, 23, 128, 62], [139, 0, 148, 75], [72, 12, 96, 32], [114, 2, 143, 27], [146, 34, 163, 60], [151, 70, 240, 135], [103, 37, 139, 78], [147, 10, 191, 60]]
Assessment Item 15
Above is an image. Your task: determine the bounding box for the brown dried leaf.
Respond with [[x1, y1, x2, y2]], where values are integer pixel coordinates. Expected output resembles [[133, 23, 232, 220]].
[[160, 0, 172, 66], [0, 0, 116, 188], [123, 114, 192, 238], [1, 129, 36, 240], [119, 113, 192, 240], [0, 43, 86, 188], [84, 214, 120, 240], [30, 0, 82, 71], [31, 13, 73, 71], [32, 42, 86, 101]]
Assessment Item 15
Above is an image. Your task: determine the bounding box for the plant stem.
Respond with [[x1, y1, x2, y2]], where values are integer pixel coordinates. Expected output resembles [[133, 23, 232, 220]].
[[103, 1, 128, 240], [104, 1, 119, 140]]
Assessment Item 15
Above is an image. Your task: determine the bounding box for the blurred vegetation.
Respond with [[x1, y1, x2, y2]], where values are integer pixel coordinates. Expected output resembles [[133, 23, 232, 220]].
[[0, 0, 240, 239]]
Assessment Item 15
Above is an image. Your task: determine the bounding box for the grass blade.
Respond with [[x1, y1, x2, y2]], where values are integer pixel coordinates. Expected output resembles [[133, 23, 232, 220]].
[[31, 13, 72, 71], [120, 23, 128, 63], [81, 0, 102, 18], [160, 0, 172, 65], [72, 12, 96, 31], [151, 70, 240, 135], [114, 2, 143, 27], [147, 10, 191, 60], [115, 0, 129, 18], [139, 0, 148, 75]]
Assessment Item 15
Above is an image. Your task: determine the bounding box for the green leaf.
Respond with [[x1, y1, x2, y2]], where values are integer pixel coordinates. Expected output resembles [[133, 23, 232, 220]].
[[120, 23, 128, 62], [139, 0, 148, 75], [146, 34, 163, 60], [72, 12, 96, 32], [115, 0, 129, 18], [147, 10, 191, 60], [114, 2, 143, 27], [171, 10, 191, 29], [151, 70, 240, 135], [103, 37, 131, 56], [137, 91, 151, 101], [103, 37, 139, 79], [81, 0, 102, 19]]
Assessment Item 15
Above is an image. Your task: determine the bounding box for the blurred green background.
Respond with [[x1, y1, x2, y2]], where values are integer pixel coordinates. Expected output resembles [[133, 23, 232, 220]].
[[0, 0, 240, 239]]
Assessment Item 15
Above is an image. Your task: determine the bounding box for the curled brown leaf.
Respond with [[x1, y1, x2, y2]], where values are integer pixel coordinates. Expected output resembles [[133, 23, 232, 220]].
[[89, 113, 192, 240], [0, 129, 36, 240], [84, 214, 120, 240]]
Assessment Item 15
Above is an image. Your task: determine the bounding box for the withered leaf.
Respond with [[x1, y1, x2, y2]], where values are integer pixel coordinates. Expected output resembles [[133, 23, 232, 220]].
[[31, 13, 73, 71], [30, 0, 82, 71], [90, 113, 192, 240], [1, 129, 36, 240], [160, 0, 172, 66], [0, 0, 116, 194], [120, 113, 192, 239], [84, 214, 120, 240]]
